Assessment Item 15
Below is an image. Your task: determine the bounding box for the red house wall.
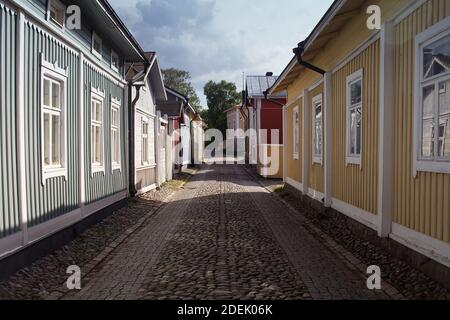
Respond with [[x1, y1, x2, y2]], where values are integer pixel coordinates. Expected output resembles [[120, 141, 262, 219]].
[[260, 98, 285, 144]]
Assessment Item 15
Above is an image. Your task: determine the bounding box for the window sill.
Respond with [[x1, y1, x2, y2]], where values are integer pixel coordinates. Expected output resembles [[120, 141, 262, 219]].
[[91, 166, 105, 177], [92, 50, 102, 60], [112, 165, 122, 173], [414, 160, 450, 176], [312, 157, 323, 166], [42, 168, 67, 185], [346, 157, 361, 166]]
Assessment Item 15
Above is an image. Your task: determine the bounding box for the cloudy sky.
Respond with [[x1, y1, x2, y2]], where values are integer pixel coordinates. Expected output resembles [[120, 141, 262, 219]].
[[109, 0, 334, 107]]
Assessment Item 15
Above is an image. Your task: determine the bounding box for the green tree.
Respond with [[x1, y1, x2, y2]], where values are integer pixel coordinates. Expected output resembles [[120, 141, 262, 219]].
[[162, 68, 202, 111], [203, 80, 241, 134]]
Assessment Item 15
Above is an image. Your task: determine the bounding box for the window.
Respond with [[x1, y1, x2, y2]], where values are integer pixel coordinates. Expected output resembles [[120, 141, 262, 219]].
[[92, 32, 102, 59], [414, 19, 450, 174], [111, 99, 120, 171], [41, 60, 67, 183], [312, 94, 323, 164], [346, 69, 363, 165], [293, 106, 299, 159], [91, 88, 105, 174], [111, 50, 119, 72], [142, 120, 149, 165], [48, 0, 65, 28]]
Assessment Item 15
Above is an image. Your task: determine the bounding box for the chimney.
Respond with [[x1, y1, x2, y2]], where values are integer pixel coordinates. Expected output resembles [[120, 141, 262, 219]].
[[266, 72, 273, 76]]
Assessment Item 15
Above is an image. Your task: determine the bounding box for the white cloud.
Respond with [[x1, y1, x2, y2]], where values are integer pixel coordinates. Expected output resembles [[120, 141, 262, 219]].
[[109, 0, 334, 107]]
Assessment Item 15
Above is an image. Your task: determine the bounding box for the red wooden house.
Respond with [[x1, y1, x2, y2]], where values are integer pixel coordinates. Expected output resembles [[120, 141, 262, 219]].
[[245, 74, 286, 178]]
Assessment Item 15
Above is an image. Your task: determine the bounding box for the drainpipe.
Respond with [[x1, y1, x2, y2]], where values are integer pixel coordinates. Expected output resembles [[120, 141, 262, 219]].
[[128, 82, 143, 197], [128, 64, 152, 196], [293, 41, 326, 76]]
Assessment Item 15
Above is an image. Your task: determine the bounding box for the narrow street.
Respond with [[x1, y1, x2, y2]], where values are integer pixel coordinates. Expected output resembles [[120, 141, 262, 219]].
[[59, 165, 396, 300]]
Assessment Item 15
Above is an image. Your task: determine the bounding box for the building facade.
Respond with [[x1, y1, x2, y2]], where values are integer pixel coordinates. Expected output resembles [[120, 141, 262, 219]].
[[246, 75, 286, 178], [0, 0, 149, 263], [270, 0, 450, 277]]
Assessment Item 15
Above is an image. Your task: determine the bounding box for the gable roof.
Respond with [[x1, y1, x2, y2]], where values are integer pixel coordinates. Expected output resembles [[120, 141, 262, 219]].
[[246, 75, 287, 98], [165, 86, 196, 115], [125, 52, 167, 101], [86, 0, 147, 62], [269, 0, 368, 94]]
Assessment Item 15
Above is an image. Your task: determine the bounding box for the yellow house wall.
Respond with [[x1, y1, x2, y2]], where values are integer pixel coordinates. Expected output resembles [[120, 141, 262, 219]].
[[394, 0, 450, 243], [332, 40, 380, 215], [285, 98, 302, 183], [308, 83, 324, 193]]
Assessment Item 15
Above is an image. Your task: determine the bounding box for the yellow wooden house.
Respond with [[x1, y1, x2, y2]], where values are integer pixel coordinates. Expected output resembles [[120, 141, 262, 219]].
[[270, 0, 450, 272]]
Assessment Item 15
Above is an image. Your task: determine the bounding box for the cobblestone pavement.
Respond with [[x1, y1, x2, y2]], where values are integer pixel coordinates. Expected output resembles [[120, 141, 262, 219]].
[[62, 165, 397, 300]]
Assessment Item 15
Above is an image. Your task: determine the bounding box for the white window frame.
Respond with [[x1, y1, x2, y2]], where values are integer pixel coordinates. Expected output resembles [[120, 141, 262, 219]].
[[41, 59, 68, 185], [111, 50, 119, 73], [46, 0, 66, 29], [111, 97, 121, 172], [293, 106, 299, 159], [346, 69, 363, 166], [91, 87, 105, 175], [141, 118, 150, 166], [92, 32, 103, 60], [312, 94, 323, 165], [413, 16, 450, 175]]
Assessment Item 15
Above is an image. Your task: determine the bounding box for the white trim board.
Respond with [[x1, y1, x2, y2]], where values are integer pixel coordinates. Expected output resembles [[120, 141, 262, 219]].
[[136, 183, 157, 196], [286, 177, 303, 192], [390, 223, 450, 268], [308, 188, 324, 203], [0, 191, 128, 261], [331, 198, 378, 231]]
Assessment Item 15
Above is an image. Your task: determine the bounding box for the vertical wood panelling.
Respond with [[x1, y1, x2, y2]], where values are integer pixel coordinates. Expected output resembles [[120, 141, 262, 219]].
[[285, 98, 302, 183], [308, 83, 324, 193], [84, 62, 127, 205], [0, 6, 20, 238], [332, 41, 380, 215], [23, 22, 79, 227], [394, 0, 450, 243]]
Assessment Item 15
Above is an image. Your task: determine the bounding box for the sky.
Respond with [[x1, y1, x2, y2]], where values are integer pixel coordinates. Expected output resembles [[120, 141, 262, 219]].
[[109, 0, 334, 107]]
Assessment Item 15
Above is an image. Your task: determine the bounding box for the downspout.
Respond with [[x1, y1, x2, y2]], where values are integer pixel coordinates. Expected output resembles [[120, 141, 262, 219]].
[[128, 82, 142, 196], [293, 41, 326, 75], [129, 64, 152, 196]]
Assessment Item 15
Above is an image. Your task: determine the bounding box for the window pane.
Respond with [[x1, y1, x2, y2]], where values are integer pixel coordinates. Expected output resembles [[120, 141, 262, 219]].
[[44, 79, 50, 107], [51, 114, 60, 165], [91, 101, 95, 120], [95, 126, 102, 163], [91, 126, 95, 163], [315, 103, 322, 120], [423, 33, 450, 79], [52, 82, 60, 109], [314, 121, 322, 156], [350, 109, 356, 155], [422, 85, 435, 157], [111, 130, 117, 163], [96, 102, 101, 121], [351, 80, 362, 105], [356, 107, 362, 155], [44, 113, 50, 166], [438, 80, 450, 157]]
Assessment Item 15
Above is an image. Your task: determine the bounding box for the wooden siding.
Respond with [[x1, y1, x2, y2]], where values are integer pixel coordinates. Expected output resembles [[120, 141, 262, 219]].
[[84, 62, 127, 205], [332, 40, 380, 215], [0, 5, 20, 238], [394, 0, 450, 243], [24, 21, 80, 227], [285, 99, 302, 183], [308, 83, 324, 193]]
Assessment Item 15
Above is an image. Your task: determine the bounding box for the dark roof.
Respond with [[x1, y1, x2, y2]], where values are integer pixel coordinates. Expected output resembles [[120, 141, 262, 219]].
[[156, 101, 183, 118]]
